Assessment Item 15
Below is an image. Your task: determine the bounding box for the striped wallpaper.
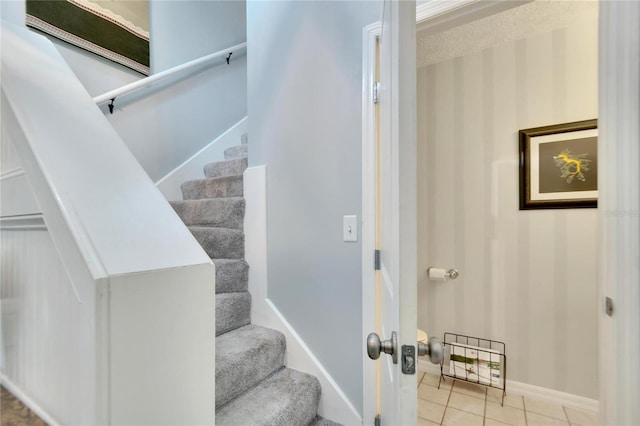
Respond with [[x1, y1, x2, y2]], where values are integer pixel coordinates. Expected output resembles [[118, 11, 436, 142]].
[[417, 15, 599, 398]]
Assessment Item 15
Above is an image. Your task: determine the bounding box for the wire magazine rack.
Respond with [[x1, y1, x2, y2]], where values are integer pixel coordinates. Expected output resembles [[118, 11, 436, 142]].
[[438, 332, 507, 406]]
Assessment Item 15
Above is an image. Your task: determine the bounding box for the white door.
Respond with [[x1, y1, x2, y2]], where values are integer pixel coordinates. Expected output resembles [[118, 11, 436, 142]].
[[364, 2, 418, 425]]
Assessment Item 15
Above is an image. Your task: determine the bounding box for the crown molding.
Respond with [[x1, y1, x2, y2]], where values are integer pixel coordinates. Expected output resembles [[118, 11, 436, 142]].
[[416, 0, 533, 34]]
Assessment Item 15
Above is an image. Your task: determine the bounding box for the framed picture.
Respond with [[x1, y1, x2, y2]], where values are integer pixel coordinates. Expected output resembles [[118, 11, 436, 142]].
[[519, 119, 598, 210]]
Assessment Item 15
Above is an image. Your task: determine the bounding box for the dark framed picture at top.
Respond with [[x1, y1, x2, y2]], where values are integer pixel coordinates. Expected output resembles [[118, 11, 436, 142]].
[[519, 119, 598, 210]]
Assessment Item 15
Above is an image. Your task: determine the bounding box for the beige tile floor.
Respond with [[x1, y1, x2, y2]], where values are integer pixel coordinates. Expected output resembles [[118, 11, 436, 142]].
[[417, 371, 599, 426]]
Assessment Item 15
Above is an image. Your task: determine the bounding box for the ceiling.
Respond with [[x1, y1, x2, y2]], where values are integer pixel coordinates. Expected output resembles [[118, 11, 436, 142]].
[[416, 0, 599, 68]]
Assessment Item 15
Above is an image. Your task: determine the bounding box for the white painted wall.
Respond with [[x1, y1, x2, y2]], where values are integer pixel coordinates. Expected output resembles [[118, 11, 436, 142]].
[[0, 0, 247, 182], [247, 1, 383, 415], [417, 15, 599, 398]]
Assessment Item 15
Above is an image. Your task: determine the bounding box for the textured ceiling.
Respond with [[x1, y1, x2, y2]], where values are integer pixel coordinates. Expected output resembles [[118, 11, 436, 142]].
[[417, 0, 598, 68]]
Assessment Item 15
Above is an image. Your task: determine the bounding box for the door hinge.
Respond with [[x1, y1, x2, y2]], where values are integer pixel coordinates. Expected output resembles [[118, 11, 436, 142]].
[[605, 297, 614, 316], [374, 414, 381, 426], [373, 81, 380, 104], [374, 250, 380, 270]]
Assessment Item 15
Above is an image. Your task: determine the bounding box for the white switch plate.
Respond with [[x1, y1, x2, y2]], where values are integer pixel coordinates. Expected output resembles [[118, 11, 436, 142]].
[[343, 215, 358, 242]]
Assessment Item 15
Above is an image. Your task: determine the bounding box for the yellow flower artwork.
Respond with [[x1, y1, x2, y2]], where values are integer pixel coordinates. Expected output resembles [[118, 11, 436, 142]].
[[553, 149, 592, 184]]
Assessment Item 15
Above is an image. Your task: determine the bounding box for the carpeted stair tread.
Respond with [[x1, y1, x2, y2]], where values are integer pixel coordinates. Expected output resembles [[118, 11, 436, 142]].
[[212, 259, 249, 293], [224, 144, 248, 160], [308, 416, 344, 426], [203, 157, 248, 179], [216, 367, 321, 426], [170, 198, 245, 229], [189, 227, 244, 259], [181, 175, 243, 200], [216, 324, 286, 408], [216, 292, 251, 336], [174, 137, 324, 422]]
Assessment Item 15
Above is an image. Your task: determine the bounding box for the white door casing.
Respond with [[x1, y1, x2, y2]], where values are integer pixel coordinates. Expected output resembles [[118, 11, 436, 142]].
[[362, 2, 418, 425], [598, 2, 640, 425]]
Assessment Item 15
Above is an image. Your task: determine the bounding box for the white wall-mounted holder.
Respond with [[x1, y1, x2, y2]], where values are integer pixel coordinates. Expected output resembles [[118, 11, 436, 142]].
[[427, 267, 459, 281]]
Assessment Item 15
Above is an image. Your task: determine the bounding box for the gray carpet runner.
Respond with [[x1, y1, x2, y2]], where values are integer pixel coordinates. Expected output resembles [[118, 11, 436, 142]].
[[204, 157, 248, 179], [181, 175, 243, 199], [172, 138, 328, 425]]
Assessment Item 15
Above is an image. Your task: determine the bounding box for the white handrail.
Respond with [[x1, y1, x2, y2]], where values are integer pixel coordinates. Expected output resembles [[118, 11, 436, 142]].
[[93, 42, 247, 105]]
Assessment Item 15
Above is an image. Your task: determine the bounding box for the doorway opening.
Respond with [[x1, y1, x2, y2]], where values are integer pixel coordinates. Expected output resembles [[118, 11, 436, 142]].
[[415, 2, 599, 425]]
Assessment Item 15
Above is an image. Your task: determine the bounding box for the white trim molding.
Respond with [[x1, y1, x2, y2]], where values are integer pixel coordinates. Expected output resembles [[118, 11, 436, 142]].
[[416, 0, 479, 24], [0, 214, 46, 230], [361, 21, 381, 426], [598, 2, 640, 425], [416, 0, 533, 34], [0, 375, 61, 426], [243, 166, 361, 426], [0, 167, 24, 181], [418, 360, 599, 413]]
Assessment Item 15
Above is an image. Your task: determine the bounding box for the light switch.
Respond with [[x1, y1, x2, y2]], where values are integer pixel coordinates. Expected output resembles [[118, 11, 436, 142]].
[[343, 215, 358, 242]]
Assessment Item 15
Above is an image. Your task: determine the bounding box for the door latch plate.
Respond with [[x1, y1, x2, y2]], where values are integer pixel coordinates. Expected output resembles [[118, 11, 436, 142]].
[[401, 345, 416, 374]]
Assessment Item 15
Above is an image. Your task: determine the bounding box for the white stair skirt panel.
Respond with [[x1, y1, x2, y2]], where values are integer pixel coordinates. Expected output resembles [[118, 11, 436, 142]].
[[2, 22, 215, 424], [244, 165, 362, 426]]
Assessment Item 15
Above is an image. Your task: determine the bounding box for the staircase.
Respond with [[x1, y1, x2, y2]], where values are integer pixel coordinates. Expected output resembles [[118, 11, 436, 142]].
[[170, 139, 331, 425]]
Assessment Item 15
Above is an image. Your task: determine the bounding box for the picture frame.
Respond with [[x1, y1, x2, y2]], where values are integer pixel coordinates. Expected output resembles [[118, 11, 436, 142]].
[[519, 119, 598, 210]]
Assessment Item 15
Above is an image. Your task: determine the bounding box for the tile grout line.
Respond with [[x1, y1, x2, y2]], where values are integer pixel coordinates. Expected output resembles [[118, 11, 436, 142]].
[[522, 396, 528, 426], [439, 378, 455, 425], [482, 386, 488, 426], [562, 405, 572, 425], [418, 372, 426, 388]]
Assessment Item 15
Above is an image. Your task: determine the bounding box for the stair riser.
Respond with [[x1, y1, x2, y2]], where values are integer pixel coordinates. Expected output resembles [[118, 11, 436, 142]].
[[204, 158, 248, 179], [216, 293, 251, 336], [213, 259, 249, 294], [216, 325, 285, 408], [171, 198, 245, 230], [224, 144, 248, 160], [189, 228, 244, 259], [181, 176, 243, 200]]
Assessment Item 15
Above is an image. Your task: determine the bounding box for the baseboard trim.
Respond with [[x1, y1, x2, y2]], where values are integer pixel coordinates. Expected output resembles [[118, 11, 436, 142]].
[[155, 117, 247, 201], [244, 165, 362, 426], [0, 374, 60, 426], [417, 359, 598, 413], [264, 299, 362, 426]]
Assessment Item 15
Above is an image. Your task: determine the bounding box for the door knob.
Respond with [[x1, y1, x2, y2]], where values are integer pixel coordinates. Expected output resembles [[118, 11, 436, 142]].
[[367, 331, 398, 364], [418, 336, 444, 364]]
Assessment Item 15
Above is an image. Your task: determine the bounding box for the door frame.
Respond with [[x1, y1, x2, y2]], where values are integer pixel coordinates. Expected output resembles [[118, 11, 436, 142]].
[[363, 1, 640, 425], [361, 20, 380, 426], [361, 1, 418, 423], [598, 3, 640, 424]]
